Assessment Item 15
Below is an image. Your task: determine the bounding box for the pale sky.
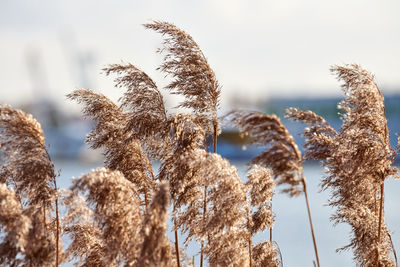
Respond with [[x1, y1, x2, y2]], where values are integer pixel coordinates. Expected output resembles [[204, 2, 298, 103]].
[[1, 0, 399, 110]]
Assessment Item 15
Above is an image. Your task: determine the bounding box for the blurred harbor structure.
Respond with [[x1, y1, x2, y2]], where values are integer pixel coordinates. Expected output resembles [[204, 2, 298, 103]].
[[16, 93, 400, 162]]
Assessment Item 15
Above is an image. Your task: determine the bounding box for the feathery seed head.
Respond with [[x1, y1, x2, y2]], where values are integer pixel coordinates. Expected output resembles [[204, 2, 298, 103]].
[[285, 107, 337, 161], [246, 165, 275, 234], [0, 106, 56, 207], [289, 64, 397, 265], [144, 21, 221, 135], [71, 167, 142, 265], [103, 63, 170, 159], [138, 181, 174, 267], [226, 110, 303, 196]]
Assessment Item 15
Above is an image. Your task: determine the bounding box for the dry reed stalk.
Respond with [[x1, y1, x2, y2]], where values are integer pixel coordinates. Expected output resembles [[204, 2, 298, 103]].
[[246, 165, 275, 236], [226, 110, 320, 267], [252, 241, 281, 267], [144, 21, 221, 137], [270, 226, 273, 242], [53, 176, 60, 266], [174, 216, 181, 267], [178, 149, 250, 266], [388, 232, 399, 267], [0, 183, 31, 266], [200, 180, 207, 267], [287, 64, 398, 266], [68, 89, 155, 210], [0, 106, 56, 208], [200, 142, 209, 267], [246, 165, 279, 267], [158, 114, 206, 266], [248, 231, 253, 267], [376, 182, 384, 266], [246, 206, 253, 267], [145, 21, 222, 266], [0, 106, 59, 266], [302, 178, 320, 267], [333, 64, 396, 266], [70, 167, 142, 265], [61, 190, 106, 266], [103, 63, 171, 160], [138, 182, 174, 267]]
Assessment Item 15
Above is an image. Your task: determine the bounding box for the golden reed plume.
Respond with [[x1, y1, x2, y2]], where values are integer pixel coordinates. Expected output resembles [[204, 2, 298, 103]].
[[0, 106, 60, 266], [144, 21, 221, 137], [67, 89, 156, 209], [287, 64, 398, 266], [226, 110, 320, 266]]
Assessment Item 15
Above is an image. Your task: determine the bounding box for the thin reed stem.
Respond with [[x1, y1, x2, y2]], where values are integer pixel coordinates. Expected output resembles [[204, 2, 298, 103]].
[[247, 208, 253, 267], [270, 228, 272, 242], [54, 176, 60, 267], [388, 232, 398, 267], [144, 190, 149, 211], [270, 202, 273, 242], [42, 205, 46, 226], [374, 189, 378, 215], [249, 235, 252, 267], [302, 177, 320, 267], [200, 127, 217, 267], [376, 182, 385, 267], [200, 184, 207, 267], [144, 161, 156, 212], [213, 123, 217, 153], [173, 216, 181, 267]]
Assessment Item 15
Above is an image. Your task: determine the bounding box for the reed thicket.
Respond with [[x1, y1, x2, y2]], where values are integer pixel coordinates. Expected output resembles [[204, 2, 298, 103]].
[[0, 22, 398, 267]]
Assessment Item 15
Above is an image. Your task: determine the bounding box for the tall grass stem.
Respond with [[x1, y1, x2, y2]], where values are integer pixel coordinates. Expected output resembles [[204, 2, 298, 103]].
[[376, 182, 384, 267], [302, 178, 320, 267]]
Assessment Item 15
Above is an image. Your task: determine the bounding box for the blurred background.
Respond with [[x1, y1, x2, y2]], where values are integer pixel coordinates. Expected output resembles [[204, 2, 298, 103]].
[[1, 1, 399, 266]]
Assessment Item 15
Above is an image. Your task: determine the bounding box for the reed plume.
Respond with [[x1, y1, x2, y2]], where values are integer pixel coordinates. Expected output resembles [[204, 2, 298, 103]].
[[62, 189, 106, 266], [103, 63, 170, 160], [144, 21, 221, 137], [24, 209, 60, 266], [285, 108, 338, 161], [0, 106, 55, 207], [246, 165, 275, 235], [159, 113, 251, 265], [159, 114, 205, 212], [225, 110, 303, 196], [179, 149, 249, 266], [252, 241, 280, 267], [287, 64, 398, 266], [0, 105, 61, 266], [67, 90, 155, 209], [137, 181, 174, 267], [70, 167, 142, 265], [226, 110, 321, 266], [0, 198, 62, 266], [246, 165, 280, 267], [158, 113, 206, 267], [145, 21, 222, 266], [0, 183, 31, 266], [66, 89, 128, 149]]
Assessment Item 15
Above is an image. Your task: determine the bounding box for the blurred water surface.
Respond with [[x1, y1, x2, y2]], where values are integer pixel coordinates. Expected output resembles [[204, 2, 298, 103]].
[[55, 159, 400, 267]]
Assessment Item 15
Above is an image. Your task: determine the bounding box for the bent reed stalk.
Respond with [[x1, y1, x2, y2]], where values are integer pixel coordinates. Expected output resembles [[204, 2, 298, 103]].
[[302, 177, 320, 267], [287, 64, 398, 266], [145, 21, 221, 267], [226, 110, 321, 267]]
